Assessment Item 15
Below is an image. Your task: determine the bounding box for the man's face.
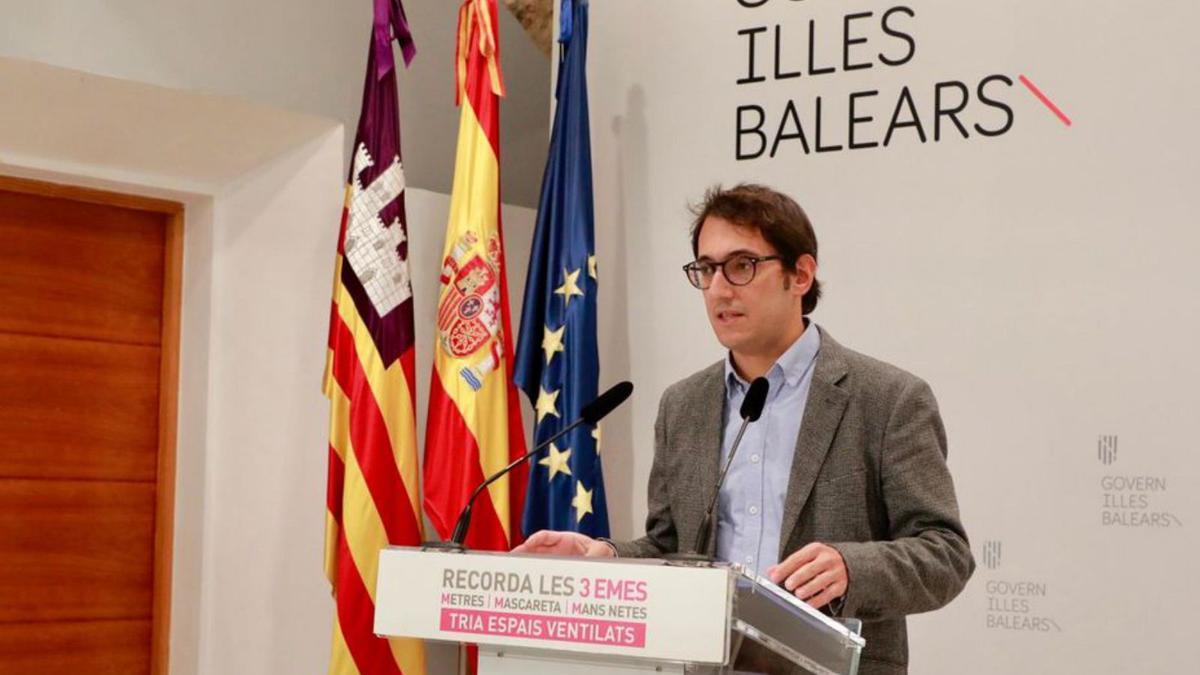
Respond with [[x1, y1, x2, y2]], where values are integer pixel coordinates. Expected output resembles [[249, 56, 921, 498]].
[[695, 216, 811, 357]]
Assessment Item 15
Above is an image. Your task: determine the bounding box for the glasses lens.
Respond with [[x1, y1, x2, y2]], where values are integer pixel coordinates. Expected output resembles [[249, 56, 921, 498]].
[[685, 263, 712, 289], [725, 255, 757, 285]]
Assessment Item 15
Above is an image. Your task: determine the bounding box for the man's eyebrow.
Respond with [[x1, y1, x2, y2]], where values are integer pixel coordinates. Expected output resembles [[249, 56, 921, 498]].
[[696, 248, 760, 262]]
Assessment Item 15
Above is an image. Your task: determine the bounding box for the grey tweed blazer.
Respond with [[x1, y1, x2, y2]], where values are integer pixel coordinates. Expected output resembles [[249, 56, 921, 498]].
[[610, 327, 974, 675]]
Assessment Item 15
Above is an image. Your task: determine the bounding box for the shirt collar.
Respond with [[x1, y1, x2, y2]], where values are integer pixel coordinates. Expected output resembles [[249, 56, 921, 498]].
[[724, 321, 822, 394]]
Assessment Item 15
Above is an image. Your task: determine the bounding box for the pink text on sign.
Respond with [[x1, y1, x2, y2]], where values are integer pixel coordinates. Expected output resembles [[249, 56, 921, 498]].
[[439, 608, 647, 648]]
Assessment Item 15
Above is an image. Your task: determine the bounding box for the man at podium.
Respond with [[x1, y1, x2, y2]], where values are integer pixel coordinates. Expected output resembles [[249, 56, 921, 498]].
[[516, 184, 974, 675]]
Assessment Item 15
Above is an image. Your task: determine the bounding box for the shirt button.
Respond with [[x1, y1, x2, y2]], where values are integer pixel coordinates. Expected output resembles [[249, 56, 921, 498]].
[[750, 453, 760, 463], [748, 505, 760, 515]]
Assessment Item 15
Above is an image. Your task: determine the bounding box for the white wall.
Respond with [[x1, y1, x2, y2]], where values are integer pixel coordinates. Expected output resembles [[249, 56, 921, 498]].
[[585, 1, 1200, 673], [0, 0, 550, 205], [196, 128, 345, 675]]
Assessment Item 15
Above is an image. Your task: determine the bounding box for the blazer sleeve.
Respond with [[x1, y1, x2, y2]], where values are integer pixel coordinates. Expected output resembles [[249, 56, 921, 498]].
[[829, 378, 975, 620], [608, 387, 679, 558]]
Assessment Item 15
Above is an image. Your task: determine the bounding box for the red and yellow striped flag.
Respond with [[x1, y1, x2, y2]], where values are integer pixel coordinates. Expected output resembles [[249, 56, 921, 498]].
[[424, 0, 529, 552], [323, 2, 424, 674]]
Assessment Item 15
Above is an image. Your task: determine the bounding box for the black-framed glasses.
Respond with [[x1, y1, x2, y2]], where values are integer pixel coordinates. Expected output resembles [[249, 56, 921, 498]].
[[682, 254, 782, 289]]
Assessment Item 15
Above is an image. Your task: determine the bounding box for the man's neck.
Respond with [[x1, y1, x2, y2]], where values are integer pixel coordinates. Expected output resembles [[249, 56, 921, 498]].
[[730, 320, 808, 381]]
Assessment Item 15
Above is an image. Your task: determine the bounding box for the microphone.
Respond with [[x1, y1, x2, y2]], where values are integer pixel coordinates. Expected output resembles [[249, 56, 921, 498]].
[[673, 376, 769, 562], [580, 380, 634, 425], [739, 377, 770, 424], [426, 381, 634, 551]]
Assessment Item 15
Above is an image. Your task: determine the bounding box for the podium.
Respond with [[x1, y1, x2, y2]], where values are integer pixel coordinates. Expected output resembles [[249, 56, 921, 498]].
[[375, 547, 864, 675]]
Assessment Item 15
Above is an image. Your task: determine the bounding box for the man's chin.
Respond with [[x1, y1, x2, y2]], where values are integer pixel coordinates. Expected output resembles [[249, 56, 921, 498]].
[[711, 329, 745, 353]]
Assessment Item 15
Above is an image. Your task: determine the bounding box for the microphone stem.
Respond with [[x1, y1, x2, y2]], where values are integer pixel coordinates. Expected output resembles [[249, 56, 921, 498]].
[[693, 415, 752, 555], [449, 416, 586, 545]]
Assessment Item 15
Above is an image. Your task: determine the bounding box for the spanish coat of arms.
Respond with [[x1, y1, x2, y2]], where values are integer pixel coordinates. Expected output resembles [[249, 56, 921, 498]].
[[437, 231, 504, 391]]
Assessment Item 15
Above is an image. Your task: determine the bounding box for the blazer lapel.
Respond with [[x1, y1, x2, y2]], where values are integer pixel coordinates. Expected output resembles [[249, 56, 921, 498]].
[[779, 330, 850, 554]]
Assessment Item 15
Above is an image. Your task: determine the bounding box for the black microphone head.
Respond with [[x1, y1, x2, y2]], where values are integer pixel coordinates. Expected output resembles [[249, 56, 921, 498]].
[[580, 381, 634, 425], [740, 377, 769, 422]]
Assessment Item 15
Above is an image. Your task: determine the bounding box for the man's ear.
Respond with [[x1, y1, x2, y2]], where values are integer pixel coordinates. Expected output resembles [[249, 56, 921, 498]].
[[790, 254, 817, 297]]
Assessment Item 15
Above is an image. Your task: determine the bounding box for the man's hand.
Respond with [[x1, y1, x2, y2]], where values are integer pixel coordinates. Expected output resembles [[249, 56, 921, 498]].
[[767, 542, 848, 609], [512, 530, 616, 558]]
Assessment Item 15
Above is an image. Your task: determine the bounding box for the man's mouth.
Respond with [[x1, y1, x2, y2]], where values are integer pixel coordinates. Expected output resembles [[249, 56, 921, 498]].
[[716, 309, 746, 322]]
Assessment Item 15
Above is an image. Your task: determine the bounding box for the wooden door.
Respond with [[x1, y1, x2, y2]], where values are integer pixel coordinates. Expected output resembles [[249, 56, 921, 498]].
[[0, 177, 182, 675]]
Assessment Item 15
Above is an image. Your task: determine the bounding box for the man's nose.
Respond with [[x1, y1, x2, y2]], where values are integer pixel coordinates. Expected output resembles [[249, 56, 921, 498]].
[[706, 267, 737, 298]]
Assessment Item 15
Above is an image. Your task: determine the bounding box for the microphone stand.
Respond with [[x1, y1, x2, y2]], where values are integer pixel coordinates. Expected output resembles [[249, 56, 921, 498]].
[[665, 414, 754, 564], [423, 417, 588, 552], [667, 376, 768, 565]]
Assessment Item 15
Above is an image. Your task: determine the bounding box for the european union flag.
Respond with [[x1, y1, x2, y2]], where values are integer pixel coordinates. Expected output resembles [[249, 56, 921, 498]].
[[514, 0, 608, 538]]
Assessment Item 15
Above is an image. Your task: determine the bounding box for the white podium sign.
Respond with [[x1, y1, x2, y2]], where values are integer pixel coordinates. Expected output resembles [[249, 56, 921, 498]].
[[375, 548, 733, 665]]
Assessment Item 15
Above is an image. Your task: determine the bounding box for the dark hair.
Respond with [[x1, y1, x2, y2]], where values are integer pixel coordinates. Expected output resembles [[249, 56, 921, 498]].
[[689, 183, 823, 314]]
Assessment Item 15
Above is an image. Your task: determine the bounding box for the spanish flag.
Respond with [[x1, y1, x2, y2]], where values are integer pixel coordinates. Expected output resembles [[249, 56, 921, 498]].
[[323, 1, 425, 674], [424, 0, 529, 552]]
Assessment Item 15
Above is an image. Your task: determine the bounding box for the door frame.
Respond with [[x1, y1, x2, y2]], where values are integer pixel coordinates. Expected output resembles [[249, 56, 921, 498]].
[[0, 174, 184, 675]]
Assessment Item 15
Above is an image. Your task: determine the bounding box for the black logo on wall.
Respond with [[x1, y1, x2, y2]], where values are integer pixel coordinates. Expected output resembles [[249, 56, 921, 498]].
[[981, 540, 1002, 570], [1097, 435, 1118, 465], [730, 1, 1072, 160]]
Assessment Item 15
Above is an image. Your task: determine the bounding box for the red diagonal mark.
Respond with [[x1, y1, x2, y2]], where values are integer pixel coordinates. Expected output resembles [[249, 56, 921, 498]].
[[1019, 74, 1072, 127]]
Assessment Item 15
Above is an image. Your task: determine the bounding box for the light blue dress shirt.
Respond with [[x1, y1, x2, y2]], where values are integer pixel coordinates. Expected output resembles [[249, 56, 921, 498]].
[[715, 324, 821, 576]]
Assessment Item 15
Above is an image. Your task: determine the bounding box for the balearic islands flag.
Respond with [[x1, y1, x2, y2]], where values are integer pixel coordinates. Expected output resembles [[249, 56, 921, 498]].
[[322, 1, 424, 674], [423, 0, 529, 551], [514, 0, 609, 537]]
